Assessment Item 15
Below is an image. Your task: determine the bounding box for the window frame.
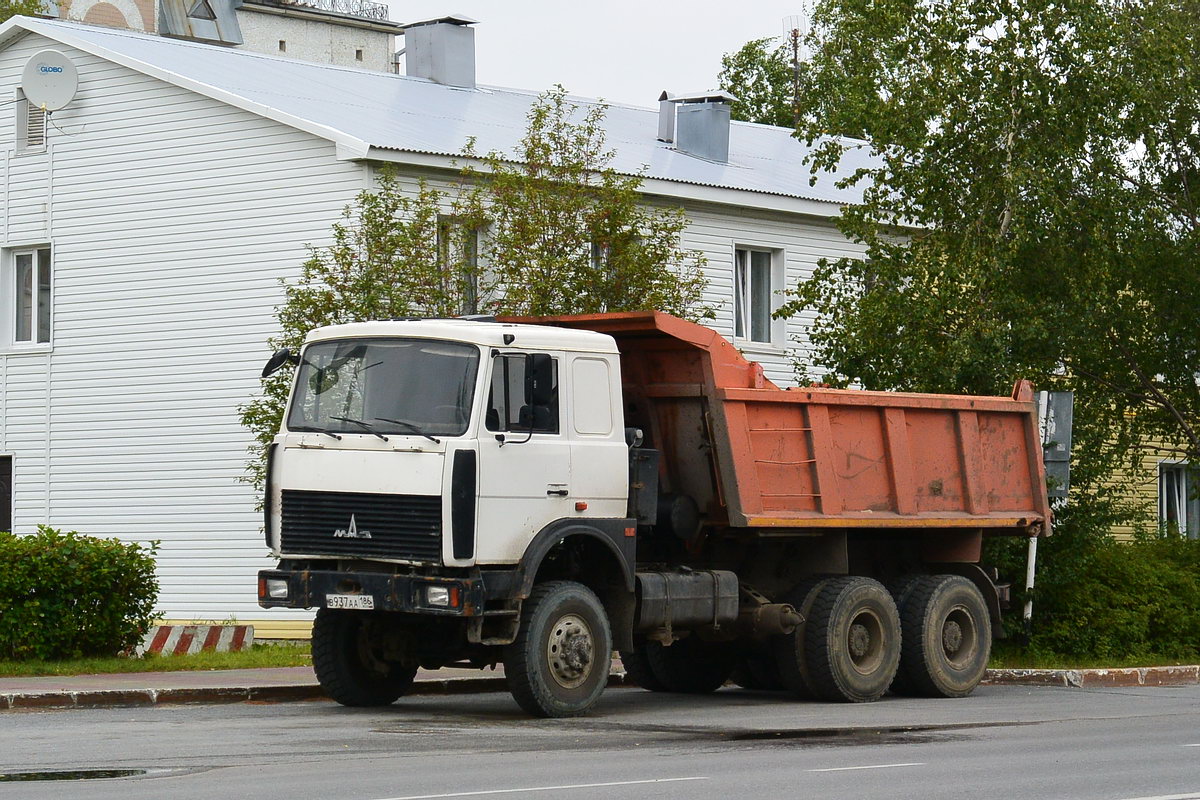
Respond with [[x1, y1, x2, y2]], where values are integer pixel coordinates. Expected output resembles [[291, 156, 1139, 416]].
[[733, 245, 784, 347], [4, 244, 53, 351], [437, 215, 482, 316], [484, 352, 561, 436], [1159, 460, 1199, 539]]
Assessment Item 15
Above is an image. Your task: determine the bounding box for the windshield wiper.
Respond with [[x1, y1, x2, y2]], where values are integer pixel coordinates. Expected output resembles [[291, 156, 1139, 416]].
[[375, 417, 441, 444], [289, 425, 342, 441], [330, 416, 389, 442]]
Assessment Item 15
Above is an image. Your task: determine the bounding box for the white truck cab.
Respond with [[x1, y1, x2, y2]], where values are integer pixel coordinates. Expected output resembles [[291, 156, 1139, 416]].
[[266, 319, 630, 568], [259, 318, 662, 718]]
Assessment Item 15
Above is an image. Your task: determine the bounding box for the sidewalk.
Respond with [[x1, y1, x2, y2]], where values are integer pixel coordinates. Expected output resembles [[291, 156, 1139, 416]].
[[0, 665, 514, 710], [2, 663, 1197, 711]]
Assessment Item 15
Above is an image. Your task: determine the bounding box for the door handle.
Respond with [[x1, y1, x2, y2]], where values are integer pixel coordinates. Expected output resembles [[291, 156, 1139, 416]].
[[546, 486, 569, 497]]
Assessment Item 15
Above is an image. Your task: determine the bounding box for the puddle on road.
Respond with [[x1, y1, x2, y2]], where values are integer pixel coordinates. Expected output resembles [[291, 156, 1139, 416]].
[[0, 769, 147, 782], [729, 727, 955, 747]]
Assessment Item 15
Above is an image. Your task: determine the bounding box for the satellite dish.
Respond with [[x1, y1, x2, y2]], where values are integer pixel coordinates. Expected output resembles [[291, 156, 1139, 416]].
[[21, 50, 78, 112]]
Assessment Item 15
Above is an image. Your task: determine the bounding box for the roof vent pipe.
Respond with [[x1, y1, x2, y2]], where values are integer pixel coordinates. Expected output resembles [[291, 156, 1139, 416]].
[[670, 90, 737, 163], [657, 90, 675, 143], [401, 14, 477, 89]]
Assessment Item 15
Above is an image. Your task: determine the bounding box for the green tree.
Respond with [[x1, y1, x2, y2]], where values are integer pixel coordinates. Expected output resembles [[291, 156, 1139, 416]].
[[774, 0, 1200, 479], [1, 0, 44, 23], [460, 86, 710, 318], [237, 172, 484, 493], [240, 87, 709, 495], [717, 37, 796, 128]]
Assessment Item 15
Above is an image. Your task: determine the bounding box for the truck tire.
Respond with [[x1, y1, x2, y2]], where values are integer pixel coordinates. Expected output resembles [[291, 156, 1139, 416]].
[[620, 647, 669, 692], [505, 580, 612, 717], [896, 575, 991, 698], [732, 648, 785, 691], [772, 577, 832, 699], [803, 576, 901, 703], [885, 574, 926, 695], [643, 636, 738, 694], [311, 608, 417, 707]]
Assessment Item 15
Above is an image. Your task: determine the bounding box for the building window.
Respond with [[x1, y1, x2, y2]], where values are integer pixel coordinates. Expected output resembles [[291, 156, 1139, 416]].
[[355, 48, 364, 62], [0, 456, 10, 533], [438, 216, 480, 315], [15, 90, 46, 153], [278, 40, 287, 52], [1159, 462, 1199, 539], [734, 247, 775, 344], [13, 247, 51, 344]]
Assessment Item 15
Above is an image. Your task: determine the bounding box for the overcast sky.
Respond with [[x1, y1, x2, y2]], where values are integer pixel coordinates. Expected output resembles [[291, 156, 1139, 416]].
[[387, 1, 808, 108]]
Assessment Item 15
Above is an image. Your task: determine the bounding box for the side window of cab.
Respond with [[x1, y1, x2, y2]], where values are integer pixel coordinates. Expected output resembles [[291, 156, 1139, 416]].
[[485, 353, 559, 434]]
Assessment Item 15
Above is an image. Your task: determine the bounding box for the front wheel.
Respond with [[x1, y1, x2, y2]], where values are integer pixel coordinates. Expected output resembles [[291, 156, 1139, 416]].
[[505, 581, 612, 717], [311, 609, 417, 707]]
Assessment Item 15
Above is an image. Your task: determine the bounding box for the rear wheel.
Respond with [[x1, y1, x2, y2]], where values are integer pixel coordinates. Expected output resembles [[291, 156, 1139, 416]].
[[886, 574, 927, 695], [803, 577, 901, 703], [643, 636, 738, 694], [731, 647, 785, 691], [505, 580, 612, 717], [620, 647, 668, 692], [897, 575, 991, 698], [312, 609, 417, 707]]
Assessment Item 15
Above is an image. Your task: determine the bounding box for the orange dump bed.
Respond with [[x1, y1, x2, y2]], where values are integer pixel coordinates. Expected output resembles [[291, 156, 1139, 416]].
[[516, 311, 1052, 536]]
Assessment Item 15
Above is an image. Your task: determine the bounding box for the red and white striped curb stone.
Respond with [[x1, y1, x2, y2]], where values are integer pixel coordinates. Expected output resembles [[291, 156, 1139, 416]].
[[137, 625, 254, 656]]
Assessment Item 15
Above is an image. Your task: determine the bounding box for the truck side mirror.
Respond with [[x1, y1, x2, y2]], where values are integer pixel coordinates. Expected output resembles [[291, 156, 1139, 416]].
[[525, 353, 555, 406], [262, 347, 299, 378]]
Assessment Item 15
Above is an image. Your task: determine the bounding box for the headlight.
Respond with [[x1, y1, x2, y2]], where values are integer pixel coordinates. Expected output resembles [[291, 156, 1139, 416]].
[[266, 579, 289, 599], [426, 585, 450, 607]]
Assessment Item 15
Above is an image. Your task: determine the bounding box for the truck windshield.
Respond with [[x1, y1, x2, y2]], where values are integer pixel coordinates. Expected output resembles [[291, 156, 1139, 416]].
[[287, 338, 480, 438]]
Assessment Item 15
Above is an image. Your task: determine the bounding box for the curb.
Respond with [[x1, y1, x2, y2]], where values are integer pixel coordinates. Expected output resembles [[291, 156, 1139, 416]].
[[4, 666, 1196, 711], [983, 665, 1200, 689], [0, 673, 634, 711]]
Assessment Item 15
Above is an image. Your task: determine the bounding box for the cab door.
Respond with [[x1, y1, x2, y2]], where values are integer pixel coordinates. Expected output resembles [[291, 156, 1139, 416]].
[[475, 351, 573, 563]]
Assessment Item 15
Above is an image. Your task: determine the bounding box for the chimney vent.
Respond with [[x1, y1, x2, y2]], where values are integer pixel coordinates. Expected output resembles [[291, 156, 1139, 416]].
[[401, 14, 477, 89], [670, 90, 737, 163], [657, 90, 675, 143]]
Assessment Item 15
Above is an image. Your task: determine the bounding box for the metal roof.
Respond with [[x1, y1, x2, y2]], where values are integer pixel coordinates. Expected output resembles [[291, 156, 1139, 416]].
[[0, 16, 876, 210]]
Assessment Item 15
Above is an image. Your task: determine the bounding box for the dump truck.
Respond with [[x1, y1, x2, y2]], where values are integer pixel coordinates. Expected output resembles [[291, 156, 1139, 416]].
[[257, 311, 1051, 717]]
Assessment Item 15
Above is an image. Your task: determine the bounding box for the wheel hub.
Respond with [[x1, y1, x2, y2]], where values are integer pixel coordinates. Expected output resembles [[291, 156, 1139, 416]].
[[547, 613, 593, 689], [846, 609, 885, 674], [849, 623, 871, 658], [942, 620, 963, 655]]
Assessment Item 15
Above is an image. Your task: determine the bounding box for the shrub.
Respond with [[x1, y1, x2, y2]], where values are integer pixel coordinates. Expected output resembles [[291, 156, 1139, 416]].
[[985, 503, 1200, 661], [0, 526, 159, 660]]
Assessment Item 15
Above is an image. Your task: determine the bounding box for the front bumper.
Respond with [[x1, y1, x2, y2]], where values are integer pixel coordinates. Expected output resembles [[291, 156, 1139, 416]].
[[257, 568, 489, 616]]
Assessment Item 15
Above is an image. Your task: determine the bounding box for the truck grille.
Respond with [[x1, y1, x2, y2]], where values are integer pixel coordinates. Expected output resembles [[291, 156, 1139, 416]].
[[280, 490, 442, 563]]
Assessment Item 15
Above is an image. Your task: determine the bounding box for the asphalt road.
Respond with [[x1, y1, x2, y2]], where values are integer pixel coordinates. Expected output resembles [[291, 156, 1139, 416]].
[[2, 683, 1199, 800]]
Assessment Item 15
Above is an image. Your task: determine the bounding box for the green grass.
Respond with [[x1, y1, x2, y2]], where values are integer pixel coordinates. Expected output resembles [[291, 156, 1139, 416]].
[[0, 643, 311, 678], [989, 641, 1200, 670]]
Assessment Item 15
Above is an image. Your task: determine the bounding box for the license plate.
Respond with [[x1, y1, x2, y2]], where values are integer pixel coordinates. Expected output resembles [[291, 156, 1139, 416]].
[[325, 593, 374, 610]]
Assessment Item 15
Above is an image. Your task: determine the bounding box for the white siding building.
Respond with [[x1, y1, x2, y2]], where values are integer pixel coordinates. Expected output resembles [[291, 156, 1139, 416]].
[[0, 15, 870, 637]]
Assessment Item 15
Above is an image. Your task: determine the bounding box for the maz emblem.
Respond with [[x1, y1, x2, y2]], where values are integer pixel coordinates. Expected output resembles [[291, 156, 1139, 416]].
[[333, 514, 372, 539]]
